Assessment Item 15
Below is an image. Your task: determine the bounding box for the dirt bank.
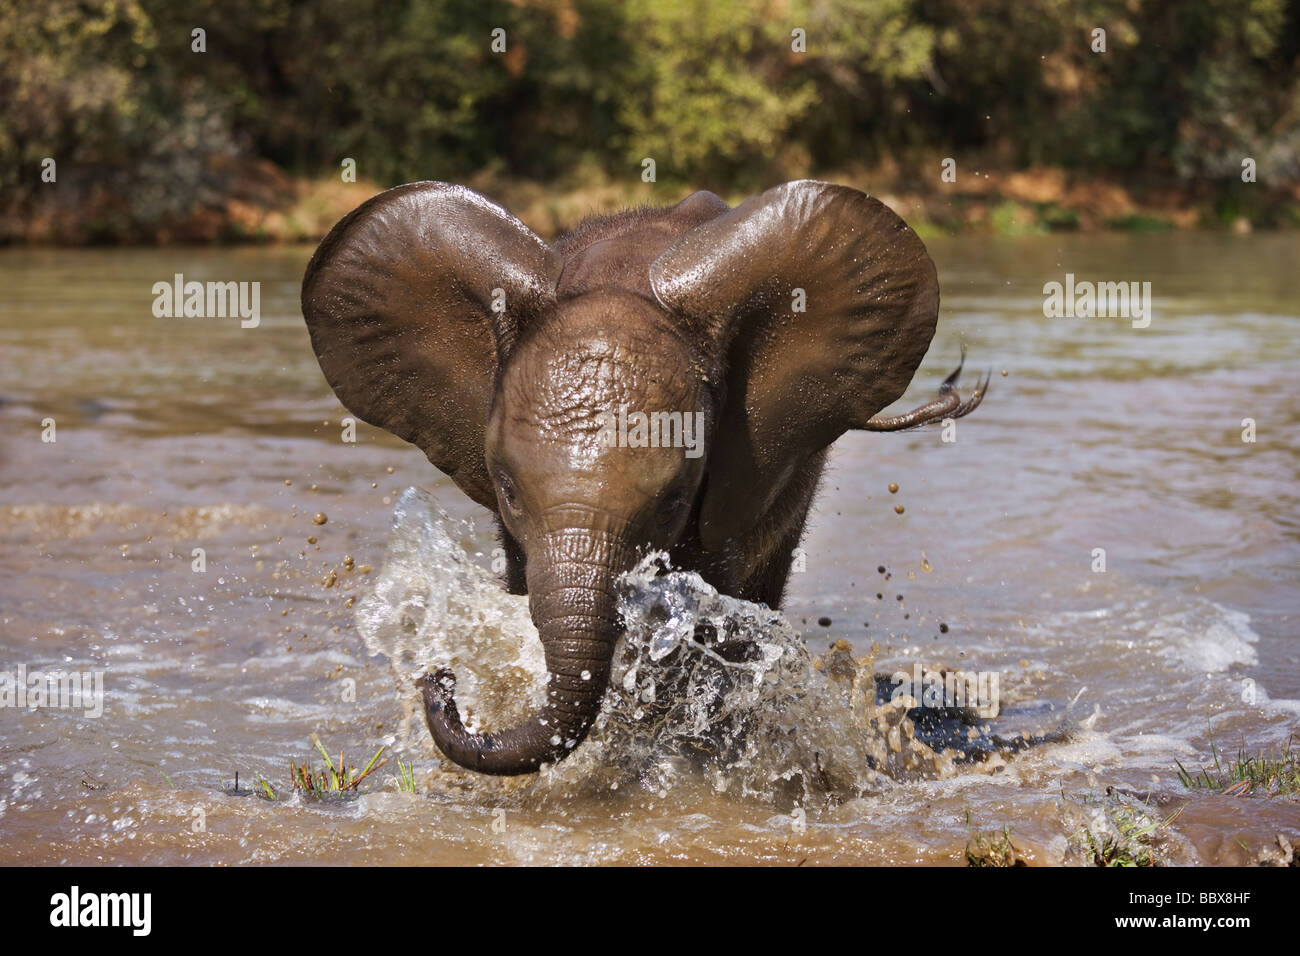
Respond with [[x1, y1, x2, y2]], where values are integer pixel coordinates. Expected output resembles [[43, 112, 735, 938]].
[[5, 157, 1298, 245]]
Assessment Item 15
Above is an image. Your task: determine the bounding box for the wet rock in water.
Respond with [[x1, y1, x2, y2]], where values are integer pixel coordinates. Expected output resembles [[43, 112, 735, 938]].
[[939, 623, 949, 634], [878, 565, 886, 574], [818, 616, 832, 627], [313, 512, 327, 525], [1263, 833, 1295, 867]]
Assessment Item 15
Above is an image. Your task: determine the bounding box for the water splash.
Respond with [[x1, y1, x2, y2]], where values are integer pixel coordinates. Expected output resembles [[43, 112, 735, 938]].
[[354, 488, 545, 744], [356, 488, 1021, 806]]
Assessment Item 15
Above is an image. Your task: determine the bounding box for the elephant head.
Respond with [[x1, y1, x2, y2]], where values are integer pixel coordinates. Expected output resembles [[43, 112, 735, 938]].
[[301, 180, 983, 775]]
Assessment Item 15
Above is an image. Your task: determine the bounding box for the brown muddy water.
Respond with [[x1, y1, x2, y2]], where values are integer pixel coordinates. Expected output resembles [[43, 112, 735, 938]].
[[1, 234, 1297, 866]]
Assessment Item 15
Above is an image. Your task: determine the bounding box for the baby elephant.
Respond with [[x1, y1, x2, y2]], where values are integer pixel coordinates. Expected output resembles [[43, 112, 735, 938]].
[[301, 180, 986, 775]]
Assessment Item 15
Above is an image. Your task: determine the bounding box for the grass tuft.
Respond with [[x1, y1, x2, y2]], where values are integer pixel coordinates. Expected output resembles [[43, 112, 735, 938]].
[[254, 774, 278, 801], [393, 758, 418, 793], [965, 812, 1023, 867], [289, 733, 388, 797], [235, 734, 389, 801], [1175, 732, 1299, 797], [1082, 803, 1184, 867]]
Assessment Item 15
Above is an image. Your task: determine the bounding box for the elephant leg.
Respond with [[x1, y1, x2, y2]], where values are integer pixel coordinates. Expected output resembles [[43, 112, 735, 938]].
[[738, 452, 827, 610], [741, 528, 802, 610]]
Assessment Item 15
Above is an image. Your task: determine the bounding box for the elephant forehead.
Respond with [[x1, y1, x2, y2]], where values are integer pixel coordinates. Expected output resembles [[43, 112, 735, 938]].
[[506, 340, 699, 429]]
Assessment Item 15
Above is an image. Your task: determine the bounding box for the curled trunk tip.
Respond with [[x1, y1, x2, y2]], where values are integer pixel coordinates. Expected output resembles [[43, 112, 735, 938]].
[[420, 665, 601, 776]]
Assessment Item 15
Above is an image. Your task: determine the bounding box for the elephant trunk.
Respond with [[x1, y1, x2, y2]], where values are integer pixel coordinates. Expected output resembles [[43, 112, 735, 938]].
[[421, 530, 629, 775]]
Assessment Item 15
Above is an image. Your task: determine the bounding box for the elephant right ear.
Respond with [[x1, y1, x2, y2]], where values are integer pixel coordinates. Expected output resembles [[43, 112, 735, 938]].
[[301, 182, 562, 512], [649, 181, 940, 552]]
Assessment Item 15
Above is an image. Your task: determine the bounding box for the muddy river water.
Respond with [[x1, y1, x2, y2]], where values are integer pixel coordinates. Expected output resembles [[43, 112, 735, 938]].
[[1, 232, 1297, 865]]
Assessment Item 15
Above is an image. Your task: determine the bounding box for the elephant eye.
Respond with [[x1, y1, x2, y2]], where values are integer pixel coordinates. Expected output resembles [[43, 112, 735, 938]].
[[497, 475, 523, 517]]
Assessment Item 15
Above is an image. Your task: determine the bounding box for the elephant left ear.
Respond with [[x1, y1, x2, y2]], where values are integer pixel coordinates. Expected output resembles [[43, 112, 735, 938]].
[[649, 180, 939, 551], [301, 182, 562, 512]]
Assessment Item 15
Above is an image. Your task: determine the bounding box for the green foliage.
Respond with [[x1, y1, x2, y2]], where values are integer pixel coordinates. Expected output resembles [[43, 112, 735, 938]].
[[1038, 203, 1080, 231], [989, 200, 1047, 236], [614, 1, 814, 182], [3, 0, 1298, 239], [1107, 213, 1174, 232]]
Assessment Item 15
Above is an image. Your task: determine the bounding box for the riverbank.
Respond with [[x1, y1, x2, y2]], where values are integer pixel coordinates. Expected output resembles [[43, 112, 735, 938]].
[[4, 158, 1298, 245]]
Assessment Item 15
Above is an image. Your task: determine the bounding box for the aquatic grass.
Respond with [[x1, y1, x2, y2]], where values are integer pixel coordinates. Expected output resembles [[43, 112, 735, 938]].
[[289, 733, 388, 797], [964, 812, 1022, 867], [1085, 811, 1155, 867], [1082, 803, 1185, 867], [1175, 733, 1299, 797], [1065, 787, 1186, 867], [231, 735, 389, 801], [254, 774, 278, 801], [392, 758, 418, 793]]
